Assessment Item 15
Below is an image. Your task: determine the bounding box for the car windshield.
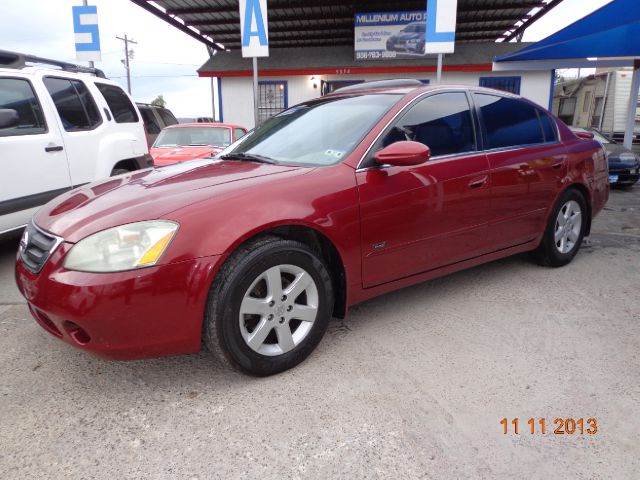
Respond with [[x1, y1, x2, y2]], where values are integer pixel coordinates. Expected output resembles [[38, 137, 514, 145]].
[[154, 127, 231, 147], [219, 94, 401, 166]]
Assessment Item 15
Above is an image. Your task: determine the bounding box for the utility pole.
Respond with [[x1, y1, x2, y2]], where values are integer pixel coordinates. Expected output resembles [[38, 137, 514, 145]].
[[116, 34, 137, 94]]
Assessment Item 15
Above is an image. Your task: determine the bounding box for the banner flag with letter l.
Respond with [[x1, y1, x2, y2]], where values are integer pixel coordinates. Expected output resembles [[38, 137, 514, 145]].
[[72, 5, 101, 62], [424, 0, 457, 54], [239, 0, 269, 58]]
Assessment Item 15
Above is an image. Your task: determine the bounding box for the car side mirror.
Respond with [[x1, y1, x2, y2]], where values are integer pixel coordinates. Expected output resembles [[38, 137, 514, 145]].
[[374, 141, 430, 166], [0, 109, 19, 129], [574, 130, 594, 140]]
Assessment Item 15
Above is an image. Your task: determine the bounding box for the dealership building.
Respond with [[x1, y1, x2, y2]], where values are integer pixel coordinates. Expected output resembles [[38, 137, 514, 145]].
[[133, 0, 562, 129]]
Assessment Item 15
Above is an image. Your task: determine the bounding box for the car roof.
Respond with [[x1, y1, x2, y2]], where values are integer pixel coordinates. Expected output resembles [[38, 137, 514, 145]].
[[164, 122, 245, 129], [325, 83, 522, 98]]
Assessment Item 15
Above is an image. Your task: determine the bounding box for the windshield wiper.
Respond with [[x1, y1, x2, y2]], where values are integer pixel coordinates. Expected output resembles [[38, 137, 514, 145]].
[[220, 153, 276, 164]]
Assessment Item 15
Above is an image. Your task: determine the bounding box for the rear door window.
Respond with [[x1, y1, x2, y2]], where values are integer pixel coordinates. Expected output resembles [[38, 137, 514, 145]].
[[475, 94, 544, 149], [0, 77, 47, 136], [381, 92, 476, 157], [43, 77, 102, 131], [95, 83, 139, 123]]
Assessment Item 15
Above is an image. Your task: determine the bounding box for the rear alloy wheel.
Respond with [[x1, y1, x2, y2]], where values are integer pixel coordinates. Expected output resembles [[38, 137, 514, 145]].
[[534, 188, 587, 267], [204, 237, 333, 376]]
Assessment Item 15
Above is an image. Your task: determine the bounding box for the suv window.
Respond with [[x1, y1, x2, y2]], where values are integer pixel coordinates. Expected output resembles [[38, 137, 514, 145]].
[[537, 109, 558, 143], [381, 92, 476, 157], [475, 94, 544, 149], [95, 83, 139, 123], [139, 106, 161, 134], [43, 77, 102, 131], [0, 78, 46, 136], [157, 108, 177, 126]]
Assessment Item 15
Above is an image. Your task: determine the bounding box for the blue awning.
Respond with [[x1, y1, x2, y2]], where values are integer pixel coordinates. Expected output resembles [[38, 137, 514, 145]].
[[495, 0, 640, 63]]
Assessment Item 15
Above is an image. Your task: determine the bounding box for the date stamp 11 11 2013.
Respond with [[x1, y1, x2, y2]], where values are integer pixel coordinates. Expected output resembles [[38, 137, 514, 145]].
[[500, 418, 598, 435]]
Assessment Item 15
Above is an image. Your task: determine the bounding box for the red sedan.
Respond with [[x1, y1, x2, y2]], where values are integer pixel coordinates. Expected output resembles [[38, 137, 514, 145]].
[[150, 122, 247, 166], [15, 81, 609, 375]]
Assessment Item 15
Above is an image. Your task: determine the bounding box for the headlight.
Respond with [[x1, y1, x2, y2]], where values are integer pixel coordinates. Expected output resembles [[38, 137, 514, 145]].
[[64, 220, 179, 272]]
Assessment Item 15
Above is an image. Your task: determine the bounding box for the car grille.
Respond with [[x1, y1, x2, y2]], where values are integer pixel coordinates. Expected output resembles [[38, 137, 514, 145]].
[[19, 223, 62, 274]]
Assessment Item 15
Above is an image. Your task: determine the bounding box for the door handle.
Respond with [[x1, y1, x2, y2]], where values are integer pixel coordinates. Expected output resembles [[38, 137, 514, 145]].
[[45, 145, 63, 153], [468, 175, 488, 189]]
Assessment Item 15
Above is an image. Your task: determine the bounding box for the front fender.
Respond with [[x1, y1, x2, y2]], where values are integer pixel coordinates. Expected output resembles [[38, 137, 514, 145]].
[[162, 163, 362, 291]]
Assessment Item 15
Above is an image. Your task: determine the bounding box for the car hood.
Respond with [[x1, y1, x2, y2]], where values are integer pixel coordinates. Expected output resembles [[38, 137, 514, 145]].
[[150, 146, 224, 165], [34, 159, 302, 242]]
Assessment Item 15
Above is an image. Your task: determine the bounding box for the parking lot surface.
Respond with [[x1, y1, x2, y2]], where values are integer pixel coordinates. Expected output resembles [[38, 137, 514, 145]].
[[1, 187, 639, 479]]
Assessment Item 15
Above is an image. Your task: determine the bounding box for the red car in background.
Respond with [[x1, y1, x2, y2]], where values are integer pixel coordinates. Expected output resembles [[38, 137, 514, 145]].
[[150, 122, 247, 166], [15, 81, 608, 376]]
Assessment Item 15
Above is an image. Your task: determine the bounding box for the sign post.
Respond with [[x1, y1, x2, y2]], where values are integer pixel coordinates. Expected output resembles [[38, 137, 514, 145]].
[[239, 0, 269, 127], [72, 3, 101, 66]]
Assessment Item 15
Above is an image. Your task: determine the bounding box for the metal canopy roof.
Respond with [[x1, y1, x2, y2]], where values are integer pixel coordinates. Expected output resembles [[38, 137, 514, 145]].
[[131, 0, 564, 51]]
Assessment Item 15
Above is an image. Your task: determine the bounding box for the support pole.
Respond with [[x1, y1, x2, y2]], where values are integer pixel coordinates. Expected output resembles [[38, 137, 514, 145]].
[[252, 57, 259, 127], [623, 63, 640, 150], [436, 54, 443, 83], [82, 0, 94, 69], [211, 77, 216, 120]]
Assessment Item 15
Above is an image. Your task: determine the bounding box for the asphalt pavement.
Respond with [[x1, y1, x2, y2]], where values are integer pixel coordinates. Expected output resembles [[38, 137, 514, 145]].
[[1, 187, 639, 479]]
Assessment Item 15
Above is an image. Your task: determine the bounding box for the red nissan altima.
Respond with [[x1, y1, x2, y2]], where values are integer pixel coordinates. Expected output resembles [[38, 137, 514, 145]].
[[15, 80, 609, 375]]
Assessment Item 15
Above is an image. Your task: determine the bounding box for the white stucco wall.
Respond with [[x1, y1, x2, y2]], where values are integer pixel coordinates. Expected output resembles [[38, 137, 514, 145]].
[[220, 69, 553, 129]]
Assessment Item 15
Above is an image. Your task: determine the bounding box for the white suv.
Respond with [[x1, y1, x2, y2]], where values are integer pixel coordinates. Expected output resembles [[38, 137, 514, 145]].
[[0, 51, 151, 235]]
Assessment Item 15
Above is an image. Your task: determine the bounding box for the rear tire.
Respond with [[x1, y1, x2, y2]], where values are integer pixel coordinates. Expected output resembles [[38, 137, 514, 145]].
[[534, 188, 587, 267], [110, 168, 130, 176], [203, 236, 334, 376]]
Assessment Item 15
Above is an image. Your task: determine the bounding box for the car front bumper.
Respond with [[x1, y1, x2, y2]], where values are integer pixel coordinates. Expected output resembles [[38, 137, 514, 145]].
[[15, 242, 220, 360]]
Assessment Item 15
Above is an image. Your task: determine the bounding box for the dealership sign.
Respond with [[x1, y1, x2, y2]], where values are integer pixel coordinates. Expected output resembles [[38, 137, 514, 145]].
[[239, 0, 269, 58], [354, 0, 457, 60], [72, 5, 101, 62]]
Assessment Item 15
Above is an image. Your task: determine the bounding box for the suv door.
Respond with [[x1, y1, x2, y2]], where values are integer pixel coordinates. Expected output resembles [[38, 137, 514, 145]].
[[474, 93, 565, 248], [356, 91, 491, 288], [42, 76, 104, 185], [0, 76, 71, 232]]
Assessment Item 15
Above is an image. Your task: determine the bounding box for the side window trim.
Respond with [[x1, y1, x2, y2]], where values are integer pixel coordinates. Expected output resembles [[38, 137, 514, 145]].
[[0, 75, 49, 136], [535, 108, 560, 144], [43, 75, 103, 132]]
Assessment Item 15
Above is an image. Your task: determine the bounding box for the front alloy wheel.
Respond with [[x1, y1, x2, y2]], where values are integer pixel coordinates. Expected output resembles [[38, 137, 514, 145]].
[[239, 264, 318, 356], [204, 236, 333, 376]]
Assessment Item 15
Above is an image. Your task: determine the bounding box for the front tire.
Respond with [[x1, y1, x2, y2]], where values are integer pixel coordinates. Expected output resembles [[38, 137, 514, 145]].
[[534, 188, 587, 267], [203, 236, 334, 376]]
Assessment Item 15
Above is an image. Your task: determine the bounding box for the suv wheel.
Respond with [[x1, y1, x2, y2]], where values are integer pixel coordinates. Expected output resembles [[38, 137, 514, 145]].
[[534, 188, 587, 267], [203, 236, 334, 376], [111, 168, 130, 176]]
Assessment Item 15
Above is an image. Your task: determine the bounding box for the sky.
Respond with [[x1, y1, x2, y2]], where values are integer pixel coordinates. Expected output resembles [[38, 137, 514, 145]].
[[0, 0, 613, 117]]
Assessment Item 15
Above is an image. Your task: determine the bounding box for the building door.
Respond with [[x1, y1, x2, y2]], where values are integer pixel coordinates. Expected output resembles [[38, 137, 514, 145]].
[[258, 81, 287, 123]]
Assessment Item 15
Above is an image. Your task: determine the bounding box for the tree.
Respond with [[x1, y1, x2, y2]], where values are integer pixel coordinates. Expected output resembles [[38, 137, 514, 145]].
[[151, 95, 166, 108]]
